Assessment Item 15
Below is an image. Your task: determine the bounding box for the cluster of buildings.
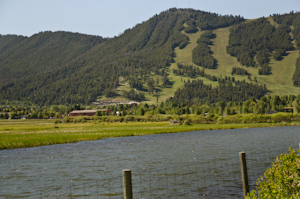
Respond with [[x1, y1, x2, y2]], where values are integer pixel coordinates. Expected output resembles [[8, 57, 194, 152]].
[[69, 109, 113, 116], [69, 100, 142, 117], [91, 100, 140, 107], [70, 100, 141, 117]]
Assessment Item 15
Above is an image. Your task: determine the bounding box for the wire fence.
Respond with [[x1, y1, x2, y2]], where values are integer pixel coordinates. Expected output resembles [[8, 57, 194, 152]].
[[6, 146, 298, 199], [12, 175, 123, 199]]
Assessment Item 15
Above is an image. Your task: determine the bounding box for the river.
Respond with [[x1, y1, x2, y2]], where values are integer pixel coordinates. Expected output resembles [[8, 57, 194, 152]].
[[1, 126, 299, 198]]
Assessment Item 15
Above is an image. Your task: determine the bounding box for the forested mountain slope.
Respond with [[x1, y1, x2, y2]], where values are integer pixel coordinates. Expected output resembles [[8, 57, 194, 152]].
[[0, 34, 26, 55], [0, 8, 244, 105], [0, 8, 299, 106], [0, 31, 106, 81]]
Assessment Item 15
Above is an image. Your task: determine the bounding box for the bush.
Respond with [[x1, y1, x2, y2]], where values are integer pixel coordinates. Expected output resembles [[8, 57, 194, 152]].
[[91, 116, 102, 121], [183, 119, 191, 125], [124, 115, 135, 122], [247, 148, 300, 198], [101, 116, 109, 122], [189, 115, 206, 124], [206, 113, 215, 120], [54, 119, 61, 124], [144, 111, 153, 118], [108, 116, 124, 123], [63, 117, 74, 123], [74, 118, 83, 123]]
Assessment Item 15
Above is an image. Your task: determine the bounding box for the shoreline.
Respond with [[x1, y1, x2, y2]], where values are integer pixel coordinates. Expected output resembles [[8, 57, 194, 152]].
[[1, 120, 300, 150]]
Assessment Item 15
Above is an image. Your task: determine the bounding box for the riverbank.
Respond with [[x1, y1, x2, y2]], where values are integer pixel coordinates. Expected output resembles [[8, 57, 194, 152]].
[[1, 119, 300, 149]]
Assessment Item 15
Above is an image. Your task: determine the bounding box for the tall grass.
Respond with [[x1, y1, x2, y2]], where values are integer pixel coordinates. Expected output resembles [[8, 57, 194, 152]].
[[1, 118, 300, 149]]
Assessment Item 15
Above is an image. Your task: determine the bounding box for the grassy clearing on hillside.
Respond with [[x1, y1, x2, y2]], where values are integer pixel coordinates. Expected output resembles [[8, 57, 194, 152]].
[[102, 18, 300, 104], [208, 25, 300, 96], [207, 27, 252, 78], [169, 27, 219, 88], [1, 119, 300, 150], [263, 50, 300, 95], [177, 18, 300, 97], [184, 26, 259, 86], [149, 19, 300, 102], [267, 17, 280, 28], [112, 25, 218, 104], [140, 24, 220, 104]]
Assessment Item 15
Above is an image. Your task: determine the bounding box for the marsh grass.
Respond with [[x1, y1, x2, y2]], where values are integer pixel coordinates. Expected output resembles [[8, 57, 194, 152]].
[[1, 119, 300, 149]]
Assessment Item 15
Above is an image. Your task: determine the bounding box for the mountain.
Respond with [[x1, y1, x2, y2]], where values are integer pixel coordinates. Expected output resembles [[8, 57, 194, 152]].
[[0, 8, 299, 106], [0, 32, 106, 80]]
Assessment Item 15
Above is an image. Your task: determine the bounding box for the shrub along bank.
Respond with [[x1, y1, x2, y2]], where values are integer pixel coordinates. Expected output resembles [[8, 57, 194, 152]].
[[247, 148, 300, 199], [60, 112, 300, 125]]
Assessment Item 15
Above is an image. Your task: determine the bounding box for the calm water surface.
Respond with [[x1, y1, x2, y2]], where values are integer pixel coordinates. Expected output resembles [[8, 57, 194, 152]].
[[1, 126, 300, 198]]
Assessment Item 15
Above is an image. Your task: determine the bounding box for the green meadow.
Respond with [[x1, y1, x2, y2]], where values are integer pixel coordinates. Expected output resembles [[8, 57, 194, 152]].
[[1, 119, 300, 150]]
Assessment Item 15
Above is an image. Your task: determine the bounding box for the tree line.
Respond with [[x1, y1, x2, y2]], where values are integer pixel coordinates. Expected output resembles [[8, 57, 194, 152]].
[[2, 93, 300, 120], [271, 12, 300, 87], [122, 89, 145, 101], [272, 11, 300, 48], [173, 63, 217, 81], [188, 9, 245, 30], [192, 31, 217, 69], [168, 77, 266, 105], [293, 57, 300, 86], [231, 66, 249, 75], [227, 17, 294, 75]]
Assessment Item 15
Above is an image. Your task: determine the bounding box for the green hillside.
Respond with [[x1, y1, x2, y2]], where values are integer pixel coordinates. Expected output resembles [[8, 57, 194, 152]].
[[0, 31, 106, 80], [0, 9, 299, 105], [120, 16, 300, 104], [0, 34, 26, 55]]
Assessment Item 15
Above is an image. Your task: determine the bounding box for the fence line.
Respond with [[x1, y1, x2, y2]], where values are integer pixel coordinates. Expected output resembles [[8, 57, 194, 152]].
[[12, 176, 124, 199], [5, 146, 299, 199]]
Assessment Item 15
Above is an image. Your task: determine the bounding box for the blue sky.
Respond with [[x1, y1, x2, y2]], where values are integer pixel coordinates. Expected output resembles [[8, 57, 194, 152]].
[[0, 0, 299, 38]]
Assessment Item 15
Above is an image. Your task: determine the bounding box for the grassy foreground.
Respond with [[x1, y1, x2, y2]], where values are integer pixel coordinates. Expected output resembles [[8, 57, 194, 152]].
[[1, 119, 300, 149]]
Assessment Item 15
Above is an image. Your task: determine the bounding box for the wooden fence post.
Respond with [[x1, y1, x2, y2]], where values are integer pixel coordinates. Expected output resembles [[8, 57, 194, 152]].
[[122, 169, 133, 199], [239, 152, 249, 198]]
